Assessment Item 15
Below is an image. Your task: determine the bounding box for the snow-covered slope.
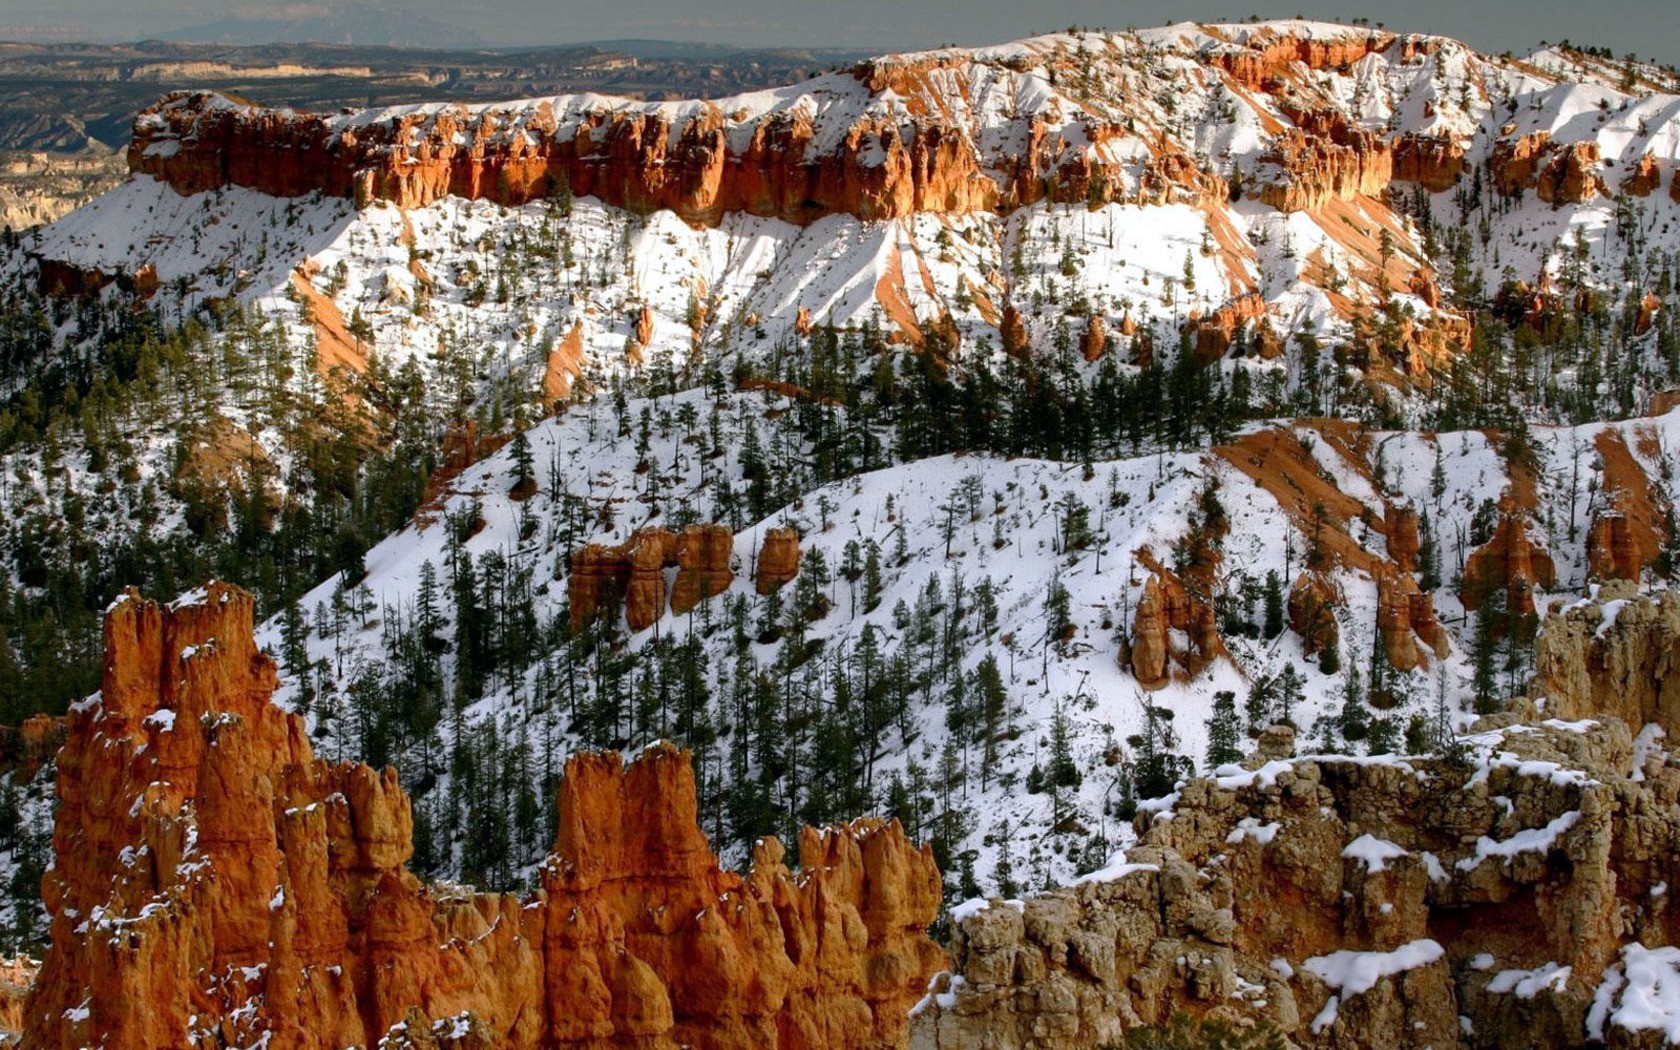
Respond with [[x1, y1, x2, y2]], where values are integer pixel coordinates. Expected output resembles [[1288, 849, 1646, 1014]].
[[253, 377, 1680, 891]]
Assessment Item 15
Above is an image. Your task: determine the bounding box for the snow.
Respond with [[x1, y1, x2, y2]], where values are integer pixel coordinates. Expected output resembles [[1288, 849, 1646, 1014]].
[[1588, 945, 1680, 1044], [1633, 724, 1667, 783], [1487, 962, 1572, 999], [1341, 834, 1408, 873], [1214, 760, 1296, 792], [948, 897, 1024, 923], [909, 973, 968, 1018], [1596, 599, 1631, 639], [1455, 811, 1581, 872], [1302, 939, 1445, 997], [1071, 856, 1161, 887], [1226, 817, 1281, 845], [142, 709, 177, 732]]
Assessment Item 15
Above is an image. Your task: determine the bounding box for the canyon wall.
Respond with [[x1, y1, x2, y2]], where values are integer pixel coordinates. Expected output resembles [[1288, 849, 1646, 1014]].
[[19, 581, 943, 1050], [116, 27, 1492, 231]]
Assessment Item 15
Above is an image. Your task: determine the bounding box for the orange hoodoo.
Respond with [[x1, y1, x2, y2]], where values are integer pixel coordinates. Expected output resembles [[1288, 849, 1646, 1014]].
[[21, 582, 943, 1050]]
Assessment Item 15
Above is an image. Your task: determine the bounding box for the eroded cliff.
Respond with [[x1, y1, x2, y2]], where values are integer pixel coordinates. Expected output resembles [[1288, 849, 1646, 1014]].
[[20, 582, 943, 1050]]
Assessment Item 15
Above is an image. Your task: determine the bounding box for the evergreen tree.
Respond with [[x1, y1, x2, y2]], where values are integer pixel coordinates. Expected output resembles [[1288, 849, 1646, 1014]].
[[1262, 570, 1285, 639], [1204, 690, 1241, 768]]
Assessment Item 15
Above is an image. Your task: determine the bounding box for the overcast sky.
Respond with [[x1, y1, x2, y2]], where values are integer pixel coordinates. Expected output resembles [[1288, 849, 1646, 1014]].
[[4, 0, 1676, 66]]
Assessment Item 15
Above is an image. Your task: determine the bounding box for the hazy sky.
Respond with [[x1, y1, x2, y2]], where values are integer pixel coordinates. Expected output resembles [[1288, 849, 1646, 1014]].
[[5, 0, 1677, 66]]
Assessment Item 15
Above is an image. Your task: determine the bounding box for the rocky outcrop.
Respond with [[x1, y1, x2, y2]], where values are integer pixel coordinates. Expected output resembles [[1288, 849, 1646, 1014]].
[[624, 527, 676, 631], [1587, 512, 1642, 582], [0, 713, 65, 783], [22, 582, 944, 1050], [1128, 576, 1171, 690], [127, 92, 1011, 226], [1490, 131, 1553, 198], [1129, 555, 1225, 688], [570, 525, 736, 629], [1079, 315, 1107, 362], [1191, 293, 1268, 364], [998, 303, 1029, 357], [1622, 152, 1664, 197], [567, 542, 632, 628], [1253, 117, 1391, 213], [669, 523, 735, 615], [755, 527, 802, 595], [542, 322, 586, 406], [1383, 502, 1420, 574], [1531, 584, 1680, 728], [1537, 141, 1608, 205], [1636, 291, 1663, 337], [1287, 572, 1340, 658], [1391, 133, 1465, 191], [916, 590, 1680, 1048], [1490, 131, 1608, 205], [1209, 30, 1392, 91], [1374, 564, 1448, 672], [0, 956, 35, 1038], [1460, 497, 1556, 615]]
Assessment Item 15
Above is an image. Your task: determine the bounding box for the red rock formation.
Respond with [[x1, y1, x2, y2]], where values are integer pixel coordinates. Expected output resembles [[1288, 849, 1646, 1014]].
[[998, 303, 1029, 357], [1672, 167, 1680, 205], [1192, 293, 1268, 364], [1209, 30, 1393, 91], [1586, 512, 1641, 582], [1287, 572, 1341, 658], [1407, 269, 1441, 310], [568, 543, 632, 629], [1375, 565, 1448, 672], [125, 90, 1010, 227], [1079, 314, 1107, 362], [1636, 292, 1663, 337], [22, 583, 943, 1050], [1623, 152, 1664, 196], [571, 526, 736, 630], [1391, 133, 1465, 191], [755, 527, 801, 595], [1489, 132, 1608, 204], [669, 524, 735, 615], [1384, 502, 1421, 574], [630, 304, 655, 361], [1254, 117, 1392, 213], [542, 322, 586, 407], [0, 713, 65, 784], [1129, 552, 1226, 688], [1536, 141, 1607, 205], [624, 527, 676, 631], [1460, 498, 1556, 615], [1128, 576, 1170, 690], [1490, 132, 1552, 198], [0, 956, 35, 1039]]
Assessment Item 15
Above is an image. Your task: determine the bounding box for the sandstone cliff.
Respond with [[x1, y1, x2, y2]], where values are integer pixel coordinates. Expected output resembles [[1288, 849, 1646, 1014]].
[[20, 582, 943, 1050], [913, 587, 1680, 1049]]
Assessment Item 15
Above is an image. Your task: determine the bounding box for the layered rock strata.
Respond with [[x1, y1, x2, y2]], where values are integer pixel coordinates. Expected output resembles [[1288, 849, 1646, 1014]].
[[20, 582, 943, 1050]]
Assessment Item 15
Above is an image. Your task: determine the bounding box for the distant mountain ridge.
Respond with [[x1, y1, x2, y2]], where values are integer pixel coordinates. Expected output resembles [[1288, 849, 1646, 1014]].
[[157, 1, 485, 49]]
